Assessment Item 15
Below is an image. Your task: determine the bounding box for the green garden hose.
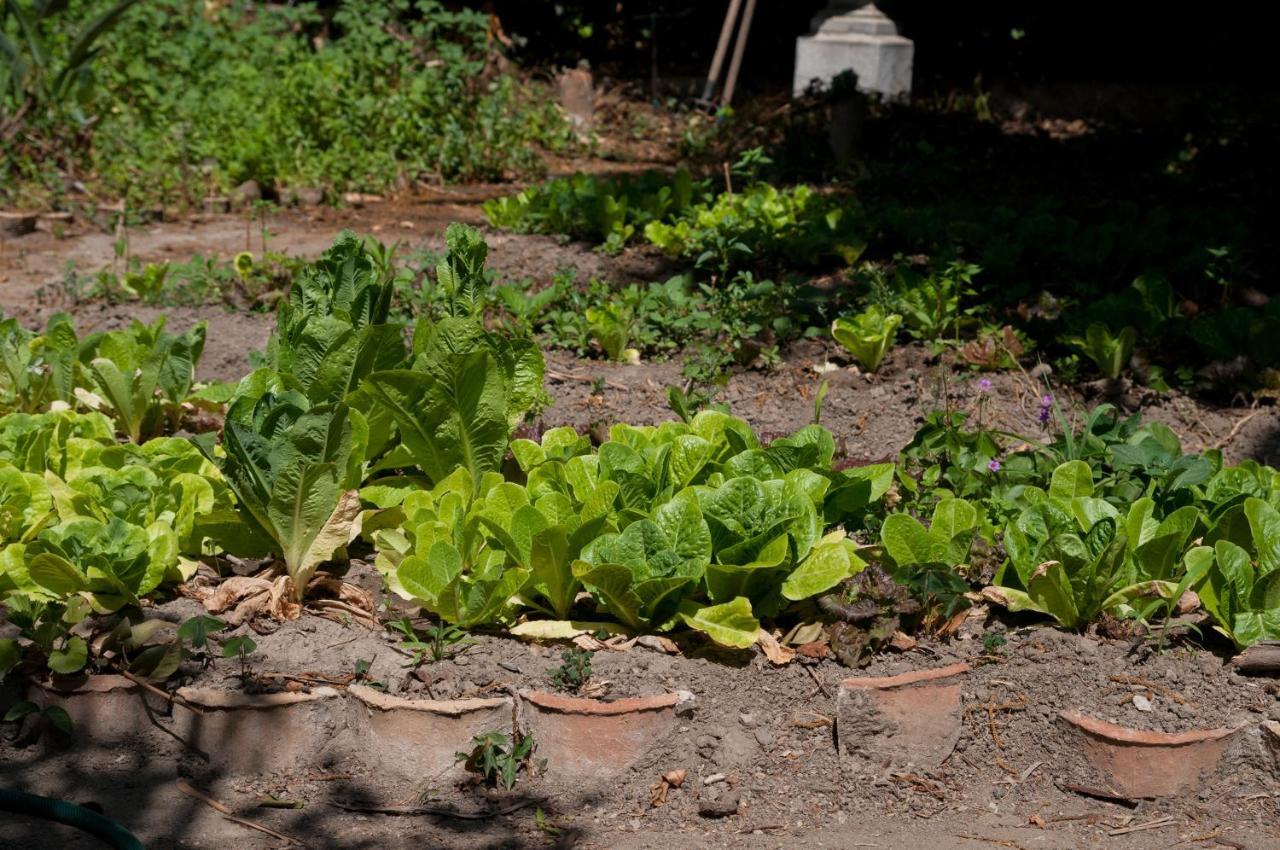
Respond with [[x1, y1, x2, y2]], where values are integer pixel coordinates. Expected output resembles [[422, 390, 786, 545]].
[[0, 789, 144, 850]]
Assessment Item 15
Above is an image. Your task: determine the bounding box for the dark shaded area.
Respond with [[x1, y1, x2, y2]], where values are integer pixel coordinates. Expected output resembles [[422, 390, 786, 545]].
[[483, 1, 1280, 94]]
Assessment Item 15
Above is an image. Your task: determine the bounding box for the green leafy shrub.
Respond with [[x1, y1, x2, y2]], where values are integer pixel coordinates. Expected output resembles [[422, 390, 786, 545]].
[[645, 183, 864, 275], [3, 1, 570, 208], [484, 169, 707, 253]]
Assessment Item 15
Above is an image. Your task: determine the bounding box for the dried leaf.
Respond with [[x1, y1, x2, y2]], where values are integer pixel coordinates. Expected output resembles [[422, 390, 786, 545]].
[[634, 635, 680, 654], [756, 629, 795, 665], [888, 630, 917, 651], [795, 639, 831, 660], [663, 769, 687, 788]]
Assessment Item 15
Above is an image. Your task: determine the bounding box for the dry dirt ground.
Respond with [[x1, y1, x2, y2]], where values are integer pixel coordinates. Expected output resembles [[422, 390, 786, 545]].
[[2, 201, 1279, 850]]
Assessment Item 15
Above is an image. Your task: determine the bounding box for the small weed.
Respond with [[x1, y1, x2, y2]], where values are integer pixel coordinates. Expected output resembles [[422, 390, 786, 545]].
[[388, 617, 473, 664], [457, 731, 535, 790], [548, 648, 593, 693], [982, 633, 1007, 654]]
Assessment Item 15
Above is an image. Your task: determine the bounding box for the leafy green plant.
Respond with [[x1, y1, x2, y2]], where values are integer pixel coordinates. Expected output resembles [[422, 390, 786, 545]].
[[0, 0, 140, 119], [1194, 498, 1280, 648], [0, 313, 78, 413], [982, 462, 1199, 629], [78, 316, 207, 442], [1074, 323, 1137, 380], [5, 2, 570, 208], [890, 263, 979, 343], [484, 169, 706, 253], [547, 647, 592, 693], [457, 731, 535, 790], [879, 498, 978, 617], [832, 306, 901, 372], [388, 617, 473, 664], [196, 393, 366, 604], [644, 183, 863, 276]]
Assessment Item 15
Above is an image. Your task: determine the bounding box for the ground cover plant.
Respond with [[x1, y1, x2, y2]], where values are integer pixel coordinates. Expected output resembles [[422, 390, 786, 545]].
[[1, 0, 571, 209]]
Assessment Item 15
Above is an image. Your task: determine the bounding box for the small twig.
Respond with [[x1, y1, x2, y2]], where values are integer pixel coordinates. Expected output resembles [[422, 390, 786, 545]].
[[804, 664, 831, 698], [1108, 816, 1175, 837], [120, 670, 204, 716], [323, 634, 362, 650], [1059, 782, 1140, 807], [1108, 674, 1193, 707], [545, 368, 629, 392], [176, 780, 304, 846], [1215, 409, 1259, 450]]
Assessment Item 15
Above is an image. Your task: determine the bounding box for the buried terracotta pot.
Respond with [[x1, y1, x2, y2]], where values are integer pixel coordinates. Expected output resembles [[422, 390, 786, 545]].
[[837, 662, 971, 769], [173, 685, 344, 774], [35, 675, 173, 745], [1059, 709, 1243, 797], [348, 685, 514, 783], [520, 690, 681, 779]]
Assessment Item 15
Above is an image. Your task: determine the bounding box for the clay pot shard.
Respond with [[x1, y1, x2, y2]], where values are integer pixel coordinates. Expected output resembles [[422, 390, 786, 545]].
[[836, 661, 970, 769], [519, 690, 680, 779], [348, 685, 514, 783], [1059, 708, 1242, 797]]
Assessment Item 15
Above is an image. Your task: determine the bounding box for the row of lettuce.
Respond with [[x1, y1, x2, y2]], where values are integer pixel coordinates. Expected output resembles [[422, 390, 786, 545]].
[[2, 227, 1278, 683]]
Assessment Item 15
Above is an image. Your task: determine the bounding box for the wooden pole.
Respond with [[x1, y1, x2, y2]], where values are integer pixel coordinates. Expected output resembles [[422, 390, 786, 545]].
[[721, 0, 757, 107], [701, 0, 743, 103]]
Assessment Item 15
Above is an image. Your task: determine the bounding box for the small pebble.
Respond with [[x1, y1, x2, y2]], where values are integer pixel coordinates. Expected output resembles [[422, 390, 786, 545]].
[[498, 660, 522, 673], [738, 712, 756, 728], [1132, 694, 1153, 712], [755, 728, 773, 747]]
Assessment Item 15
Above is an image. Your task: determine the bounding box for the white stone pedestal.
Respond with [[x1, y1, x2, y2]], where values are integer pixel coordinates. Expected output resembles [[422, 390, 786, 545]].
[[793, 2, 913, 99]]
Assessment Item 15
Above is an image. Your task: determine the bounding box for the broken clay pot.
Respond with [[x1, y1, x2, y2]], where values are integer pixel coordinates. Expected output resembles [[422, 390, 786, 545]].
[[520, 690, 680, 779], [348, 685, 514, 783], [1059, 708, 1242, 797], [837, 661, 970, 769]]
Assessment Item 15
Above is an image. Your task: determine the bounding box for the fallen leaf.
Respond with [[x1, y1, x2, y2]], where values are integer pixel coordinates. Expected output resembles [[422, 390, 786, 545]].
[[756, 629, 795, 665], [663, 769, 687, 788], [795, 639, 830, 660], [1029, 813, 1046, 829], [782, 621, 825, 646], [634, 635, 680, 654], [888, 630, 917, 651]]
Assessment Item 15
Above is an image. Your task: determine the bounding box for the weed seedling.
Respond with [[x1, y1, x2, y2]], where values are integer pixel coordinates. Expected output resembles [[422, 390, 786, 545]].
[[457, 731, 535, 790], [548, 648, 593, 693], [982, 632, 1007, 655], [388, 618, 473, 664]]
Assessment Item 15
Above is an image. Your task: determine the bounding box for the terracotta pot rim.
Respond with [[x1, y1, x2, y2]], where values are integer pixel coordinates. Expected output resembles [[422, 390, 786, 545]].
[[1059, 708, 1242, 746], [176, 685, 340, 710], [840, 661, 971, 691], [522, 690, 679, 716], [349, 684, 511, 715], [37, 674, 137, 695]]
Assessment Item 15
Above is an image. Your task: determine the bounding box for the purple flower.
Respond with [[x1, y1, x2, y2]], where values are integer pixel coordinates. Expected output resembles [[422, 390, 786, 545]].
[[1037, 393, 1054, 425], [978, 378, 993, 393], [987, 459, 1001, 473]]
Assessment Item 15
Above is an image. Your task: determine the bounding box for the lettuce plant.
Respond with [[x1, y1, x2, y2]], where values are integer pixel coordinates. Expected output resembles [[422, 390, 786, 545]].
[[263, 231, 405, 408], [78, 317, 207, 442], [983, 462, 1197, 628], [372, 469, 530, 628], [366, 318, 544, 486], [832, 306, 902, 372], [196, 392, 367, 603], [1074, 322, 1137, 380], [1194, 497, 1280, 648], [0, 313, 79, 413]]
